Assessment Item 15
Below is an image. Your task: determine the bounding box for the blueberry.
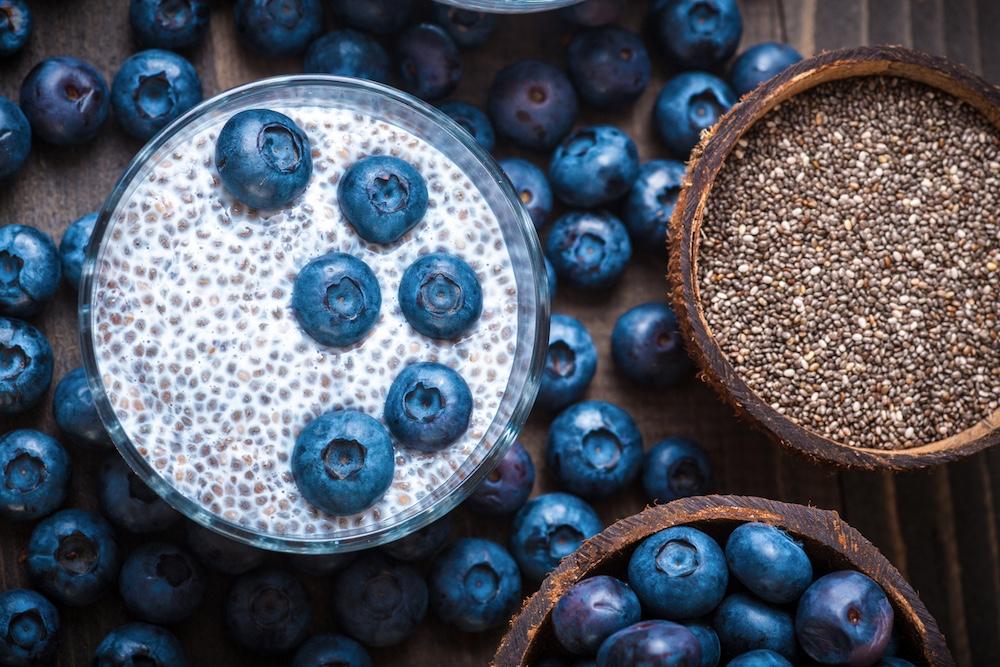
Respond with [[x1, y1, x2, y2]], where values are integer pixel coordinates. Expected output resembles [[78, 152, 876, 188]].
[[0, 0, 29, 55], [384, 362, 472, 451], [553, 576, 641, 655], [0, 589, 58, 667], [499, 158, 552, 230], [642, 437, 712, 503], [488, 60, 578, 152], [795, 570, 894, 666], [713, 593, 795, 660], [111, 49, 202, 141], [510, 492, 602, 582], [329, 0, 413, 35], [99, 455, 180, 533], [724, 522, 812, 605], [654, 72, 735, 158], [215, 108, 312, 210], [383, 516, 451, 562], [545, 256, 557, 300], [304, 30, 390, 83], [0, 224, 61, 317], [292, 253, 381, 347], [398, 253, 482, 340], [0, 97, 30, 180], [596, 620, 702, 667], [549, 126, 639, 208], [0, 429, 70, 521], [685, 623, 720, 667], [429, 537, 521, 632], [396, 23, 462, 101], [538, 314, 597, 412], [467, 440, 534, 516], [288, 552, 355, 576], [0, 317, 53, 416], [53, 367, 112, 450], [332, 554, 428, 647], [567, 27, 650, 109], [439, 100, 494, 152], [93, 622, 187, 667], [623, 160, 686, 251], [729, 42, 802, 97], [726, 650, 793, 667], [118, 542, 206, 624], [652, 0, 742, 69], [185, 522, 265, 575], [130, 0, 209, 49], [612, 302, 693, 388], [291, 634, 372, 667], [560, 0, 622, 26], [547, 400, 642, 499], [226, 568, 311, 653], [292, 409, 394, 515], [628, 525, 727, 619], [234, 0, 322, 56], [432, 5, 496, 49], [19, 57, 109, 145], [58, 213, 97, 291], [545, 211, 631, 290], [338, 155, 428, 244], [26, 508, 120, 607]]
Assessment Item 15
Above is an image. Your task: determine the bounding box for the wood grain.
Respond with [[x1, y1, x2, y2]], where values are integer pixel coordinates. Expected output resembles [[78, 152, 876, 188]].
[[0, 1, 995, 665]]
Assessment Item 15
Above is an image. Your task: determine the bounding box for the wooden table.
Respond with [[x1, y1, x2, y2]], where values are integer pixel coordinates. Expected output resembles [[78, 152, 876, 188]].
[[1, 1, 998, 665]]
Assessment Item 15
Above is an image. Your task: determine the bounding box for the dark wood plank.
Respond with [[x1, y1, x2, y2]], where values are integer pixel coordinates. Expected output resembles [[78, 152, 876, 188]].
[[943, 0, 981, 70], [814, 0, 865, 51], [910, 0, 946, 56], [868, 0, 912, 46], [978, 0, 1000, 82]]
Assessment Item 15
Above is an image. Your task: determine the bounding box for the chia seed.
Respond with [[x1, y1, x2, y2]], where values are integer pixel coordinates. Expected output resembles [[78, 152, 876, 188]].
[[698, 76, 1000, 450]]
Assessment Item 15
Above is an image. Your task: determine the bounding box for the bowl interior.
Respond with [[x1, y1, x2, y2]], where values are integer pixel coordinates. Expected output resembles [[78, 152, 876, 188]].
[[675, 47, 1000, 467], [79, 76, 549, 553]]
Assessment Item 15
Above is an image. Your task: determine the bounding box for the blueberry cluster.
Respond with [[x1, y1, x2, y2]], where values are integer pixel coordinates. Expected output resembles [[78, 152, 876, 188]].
[[538, 521, 907, 667]]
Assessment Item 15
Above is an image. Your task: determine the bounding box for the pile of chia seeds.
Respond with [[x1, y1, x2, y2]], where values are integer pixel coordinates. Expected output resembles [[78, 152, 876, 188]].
[[699, 76, 1000, 450]]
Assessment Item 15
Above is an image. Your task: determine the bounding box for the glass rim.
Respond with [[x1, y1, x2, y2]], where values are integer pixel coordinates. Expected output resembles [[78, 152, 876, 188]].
[[78, 74, 550, 553], [433, 0, 582, 12]]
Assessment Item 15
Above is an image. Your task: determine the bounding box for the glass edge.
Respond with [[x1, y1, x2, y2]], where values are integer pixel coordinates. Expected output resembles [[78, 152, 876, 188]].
[[78, 74, 550, 554], [434, 0, 582, 12]]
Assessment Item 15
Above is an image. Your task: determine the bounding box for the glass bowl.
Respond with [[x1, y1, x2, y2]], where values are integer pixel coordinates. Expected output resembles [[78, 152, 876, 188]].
[[434, 0, 582, 12], [79, 76, 549, 554]]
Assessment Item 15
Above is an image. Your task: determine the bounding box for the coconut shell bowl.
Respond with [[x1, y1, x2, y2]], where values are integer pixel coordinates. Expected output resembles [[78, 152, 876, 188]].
[[668, 45, 1000, 470], [494, 495, 953, 666]]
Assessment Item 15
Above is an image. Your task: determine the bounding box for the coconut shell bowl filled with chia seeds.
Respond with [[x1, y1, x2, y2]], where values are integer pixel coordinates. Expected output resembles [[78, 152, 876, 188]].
[[496, 495, 953, 666], [670, 45, 1000, 470]]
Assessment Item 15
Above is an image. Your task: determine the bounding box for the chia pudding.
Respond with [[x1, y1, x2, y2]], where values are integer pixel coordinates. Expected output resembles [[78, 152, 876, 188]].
[[88, 99, 523, 541], [698, 76, 1000, 450]]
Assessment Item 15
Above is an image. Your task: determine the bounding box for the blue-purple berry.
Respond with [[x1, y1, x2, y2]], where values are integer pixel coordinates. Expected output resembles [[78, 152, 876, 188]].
[[396, 23, 462, 102], [0, 317, 53, 416], [439, 100, 495, 152], [467, 441, 534, 516], [622, 160, 686, 251], [0, 429, 70, 521], [99, 455, 180, 533], [291, 634, 372, 667], [713, 593, 796, 660], [654, 71, 735, 158], [111, 49, 203, 141], [545, 211, 632, 290], [338, 155, 428, 245], [729, 42, 802, 97], [0, 224, 61, 317], [488, 60, 578, 152], [432, 5, 496, 49], [725, 522, 813, 605], [332, 554, 428, 647], [19, 57, 109, 145], [510, 492, 602, 582], [130, 0, 209, 50], [0, 0, 31, 55], [567, 27, 650, 109], [611, 302, 693, 388], [53, 367, 111, 450], [0, 588, 59, 667], [642, 437, 712, 503], [118, 542, 206, 624], [499, 157, 552, 230], [384, 362, 472, 451], [93, 623, 186, 667], [225, 568, 312, 653], [0, 97, 30, 180], [537, 314, 597, 412], [549, 126, 639, 208], [58, 213, 97, 290], [234, 0, 322, 56], [429, 538, 521, 632], [652, 0, 742, 70], [546, 400, 642, 499], [304, 30, 390, 83], [383, 516, 451, 562], [596, 620, 702, 667], [553, 576, 641, 655]]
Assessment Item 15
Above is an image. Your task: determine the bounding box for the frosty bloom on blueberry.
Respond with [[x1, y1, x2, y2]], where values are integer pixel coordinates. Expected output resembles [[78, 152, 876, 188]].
[[398, 253, 482, 340], [338, 155, 429, 245], [19, 56, 109, 145], [215, 108, 313, 210], [549, 125, 639, 208], [304, 29, 391, 83], [510, 492, 602, 582], [130, 0, 209, 50], [654, 71, 736, 158], [0, 317, 53, 416], [536, 314, 597, 412], [110, 49, 203, 141], [0, 429, 70, 522], [384, 361, 472, 452], [0, 224, 61, 318], [94, 622, 188, 666], [291, 410, 395, 516], [292, 252, 381, 348], [58, 213, 97, 291], [53, 367, 111, 450], [545, 210, 632, 290], [0, 588, 59, 667]]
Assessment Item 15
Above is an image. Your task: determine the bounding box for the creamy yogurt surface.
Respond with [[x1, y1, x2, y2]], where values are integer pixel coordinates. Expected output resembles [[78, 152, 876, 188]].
[[90, 104, 519, 540]]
